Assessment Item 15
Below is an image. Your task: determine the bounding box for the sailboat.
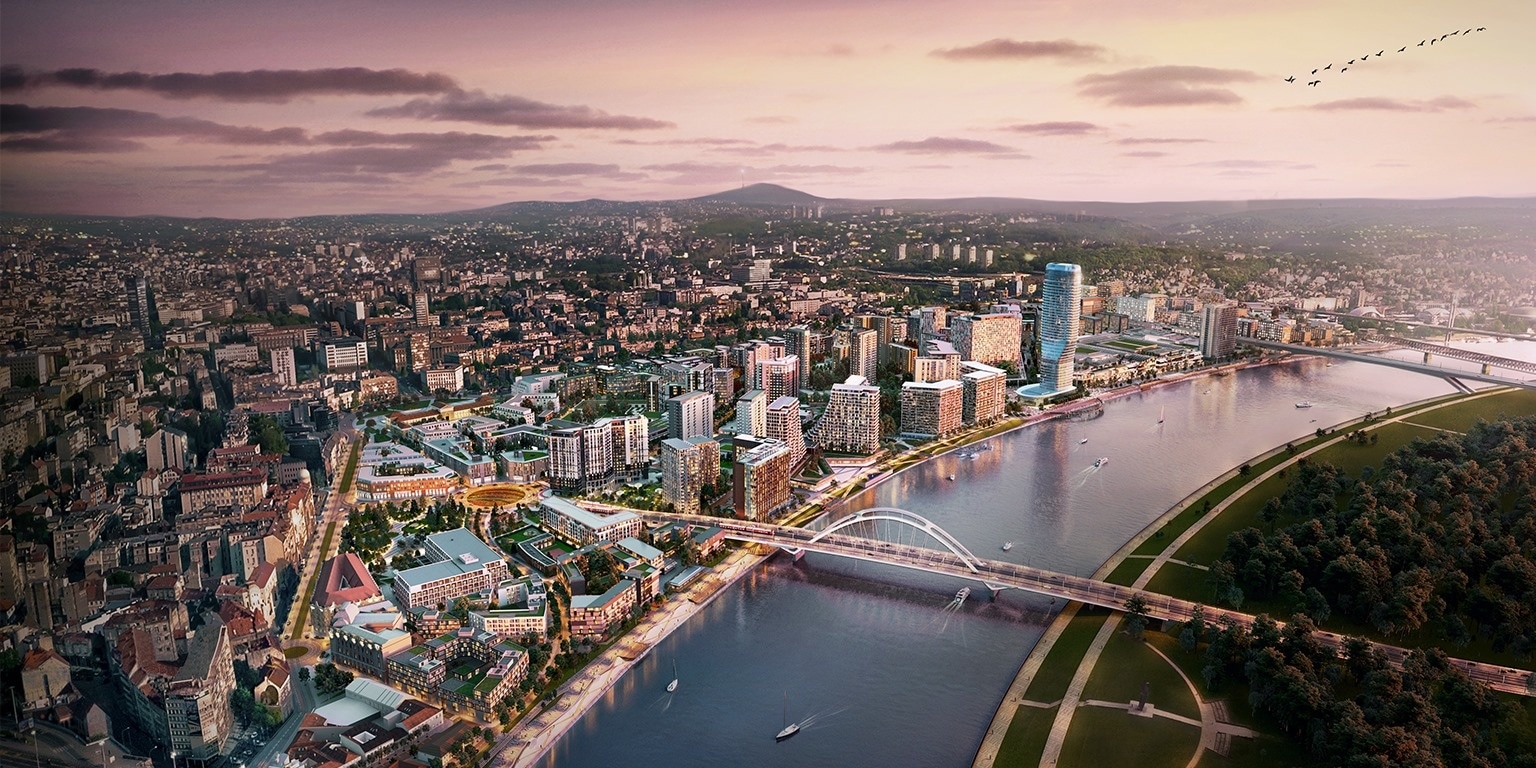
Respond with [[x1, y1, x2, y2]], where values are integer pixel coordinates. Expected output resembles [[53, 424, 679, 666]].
[[776, 691, 801, 741], [666, 659, 678, 693]]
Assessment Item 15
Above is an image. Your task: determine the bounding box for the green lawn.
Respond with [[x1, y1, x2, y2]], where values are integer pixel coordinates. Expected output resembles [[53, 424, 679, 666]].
[[1082, 631, 1200, 720], [337, 441, 362, 494], [1025, 610, 1110, 702], [1405, 389, 1536, 430], [1144, 562, 1213, 605], [1057, 705, 1199, 768], [1104, 557, 1151, 587], [992, 706, 1056, 768], [290, 520, 337, 640]]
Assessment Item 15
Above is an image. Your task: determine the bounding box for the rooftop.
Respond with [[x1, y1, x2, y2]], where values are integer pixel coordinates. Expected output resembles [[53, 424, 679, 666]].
[[540, 496, 639, 531]]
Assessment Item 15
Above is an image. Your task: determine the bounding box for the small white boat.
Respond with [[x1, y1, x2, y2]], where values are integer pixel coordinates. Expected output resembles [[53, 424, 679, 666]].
[[1157, 406, 1165, 424], [1079, 438, 1088, 445], [1295, 401, 1313, 409], [776, 691, 800, 741], [947, 475, 956, 481], [666, 659, 678, 693], [1002, 542, 1014, 551], [1093, 457, 1109, 469]]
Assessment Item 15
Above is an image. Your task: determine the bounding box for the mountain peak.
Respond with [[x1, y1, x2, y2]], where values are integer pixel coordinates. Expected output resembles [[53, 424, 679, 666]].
[[692, 183, 825, 206]]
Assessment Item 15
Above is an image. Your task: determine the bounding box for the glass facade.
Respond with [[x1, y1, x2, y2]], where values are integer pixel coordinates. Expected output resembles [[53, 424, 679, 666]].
[[1038, 262, 1082, 392]]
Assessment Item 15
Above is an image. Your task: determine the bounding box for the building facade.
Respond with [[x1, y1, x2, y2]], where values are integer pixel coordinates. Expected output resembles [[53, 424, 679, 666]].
[[660, 437, 721, 515], [765, 396, 804, 468], [666, 390, 714, 441], [900, 379, 963, 437], [809, 375, 881, 454], [951, 313, 1023, 368], [1033, 262, 1082, 394], [732, 437, 793, 521], [1200, 303, 1240, 359]]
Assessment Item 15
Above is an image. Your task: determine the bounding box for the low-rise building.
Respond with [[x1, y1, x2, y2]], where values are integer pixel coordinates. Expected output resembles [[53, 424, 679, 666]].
[[568, 580, 638, 640], [539, 496, 643, 545], [392, 528, 510, 611]]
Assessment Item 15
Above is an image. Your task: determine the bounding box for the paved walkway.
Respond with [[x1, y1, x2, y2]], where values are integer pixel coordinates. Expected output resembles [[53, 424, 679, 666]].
[[493, 547, 768, 768], [998, 388, 1507, 767]]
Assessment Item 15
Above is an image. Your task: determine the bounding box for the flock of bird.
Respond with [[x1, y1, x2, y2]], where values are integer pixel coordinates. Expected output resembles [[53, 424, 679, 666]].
[[1287, 26, 1487, 86]]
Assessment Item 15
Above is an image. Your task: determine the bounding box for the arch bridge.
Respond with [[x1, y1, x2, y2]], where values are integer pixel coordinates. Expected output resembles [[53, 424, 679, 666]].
[[634, 508, 1536, 697]]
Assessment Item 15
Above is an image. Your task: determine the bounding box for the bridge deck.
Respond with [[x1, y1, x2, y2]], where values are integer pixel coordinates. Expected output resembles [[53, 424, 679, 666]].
[[1242, 339, 1536, 390], [1382, 335, 1536, 375], [640, 511, 1536, 697]]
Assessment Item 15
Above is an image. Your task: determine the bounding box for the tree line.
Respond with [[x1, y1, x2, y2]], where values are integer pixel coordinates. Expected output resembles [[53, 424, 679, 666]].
[[1212, 417, 1536, 657]]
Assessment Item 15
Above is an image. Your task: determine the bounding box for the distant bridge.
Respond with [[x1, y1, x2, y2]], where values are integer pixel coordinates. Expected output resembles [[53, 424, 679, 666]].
[[638, 509, 1536, 697], [1241, 339, 1536, 391], [1304, 310, 1535, 342], [1381, 335, 1536, 376]]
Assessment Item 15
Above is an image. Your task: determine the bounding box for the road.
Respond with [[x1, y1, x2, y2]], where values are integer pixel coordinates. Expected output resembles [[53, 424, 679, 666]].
[[639, 511, 1536, 698]]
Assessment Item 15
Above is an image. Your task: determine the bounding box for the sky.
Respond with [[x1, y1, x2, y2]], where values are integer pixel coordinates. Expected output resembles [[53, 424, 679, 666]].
[[2, 0, 1533, 218]]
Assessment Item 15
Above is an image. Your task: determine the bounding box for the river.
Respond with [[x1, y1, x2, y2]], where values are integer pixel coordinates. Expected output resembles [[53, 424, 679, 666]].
[[536, 341, 1536, 768]]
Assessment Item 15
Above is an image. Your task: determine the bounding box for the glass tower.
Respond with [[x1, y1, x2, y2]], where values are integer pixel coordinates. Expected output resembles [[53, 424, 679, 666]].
[[1037, 262, 1082, 393]]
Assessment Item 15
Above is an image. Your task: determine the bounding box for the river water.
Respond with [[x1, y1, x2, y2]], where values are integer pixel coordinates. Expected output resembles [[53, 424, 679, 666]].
[[537, 341, 1536, 768]]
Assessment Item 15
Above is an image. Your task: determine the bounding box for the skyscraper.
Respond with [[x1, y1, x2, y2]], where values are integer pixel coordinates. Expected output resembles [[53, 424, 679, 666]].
[[850, 328, 879, 382], [766, 396, 804, 468], [785, 326, 814, 389], [951, 313, 1023, 368], [666, 390, 714, 441], [413, 292, 431, 327], [1023, 262, 1082, 397], [1200, 304, 1239, 360], [757, 356, 800, 401], [125, 274, 154, 339], [809, 375, 881, 454], [733, 389, 767, 437], [660, 437, 720, 515]]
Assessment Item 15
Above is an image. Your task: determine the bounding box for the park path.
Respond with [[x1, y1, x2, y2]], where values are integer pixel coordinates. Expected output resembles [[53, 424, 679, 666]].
[[1025, 387, 1507, 767]]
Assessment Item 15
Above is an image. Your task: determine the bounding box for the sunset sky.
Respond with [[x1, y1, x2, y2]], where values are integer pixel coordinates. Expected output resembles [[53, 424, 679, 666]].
[[2, 0, 1533, 218]]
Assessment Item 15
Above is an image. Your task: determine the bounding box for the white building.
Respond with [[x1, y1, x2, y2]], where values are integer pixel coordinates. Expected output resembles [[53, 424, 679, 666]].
[[810, 375, 881, 454]]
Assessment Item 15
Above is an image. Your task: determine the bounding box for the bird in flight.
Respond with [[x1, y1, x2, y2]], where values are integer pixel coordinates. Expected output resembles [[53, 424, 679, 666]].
[[1348, 59, 1355, 64], [1399, 46, 1406, 52], [1309, 80, 1320, 86], [1311, 68, 1318, 74], [1419, 40, 1426, 46], [1477, 27, 1486, 31], [1341, 67, 1349, 72], [1324, 63, 1332, 70], [1285, 76, 1296, 82], [1377, 50, 1384, 56]]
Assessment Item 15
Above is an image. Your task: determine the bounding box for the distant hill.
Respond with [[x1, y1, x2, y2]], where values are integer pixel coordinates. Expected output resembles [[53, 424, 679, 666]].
[[691, 183, 828, 206]]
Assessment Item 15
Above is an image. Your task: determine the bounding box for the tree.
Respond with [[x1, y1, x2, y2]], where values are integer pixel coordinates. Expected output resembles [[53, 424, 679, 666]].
[[231, 687, 256, 726], [1123, 594, 1149, 640], [298, 667, 311, 683]]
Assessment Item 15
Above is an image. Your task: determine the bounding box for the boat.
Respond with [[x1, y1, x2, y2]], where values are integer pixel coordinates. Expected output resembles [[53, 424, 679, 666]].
[[1157, 406, 1165, 424], [947, 475, 956, 481], [1295, 401, 1313, 409], [1002, 542, 1014, 551], [666, 659, 678, 693], [1093, 457, 1109, 469], [776, 691, 800, 741], [1079, 438, 1088, 445]]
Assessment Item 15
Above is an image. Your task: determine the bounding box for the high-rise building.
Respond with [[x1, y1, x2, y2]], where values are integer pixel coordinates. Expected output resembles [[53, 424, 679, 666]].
[[907, 306, 947, 348], [1024, 263, 1082, 397], [732, 437, 793, 521], [785, 326, 814, 389], [666, 390, 714, 441], [757, 356, 800, 401], [951, 313, 1023, 368], [545, 414, 649, 495], [809, 375, 881, 454], [320, 338, 369, 370], [766, 396, 804, 468], [660, 437, 720, 515], [900, 380, 963, 437], [960, 362, 1008, 426], [850, 328, 879, 382], [733, 389, 767, 436], [146, 427, 189, 472], [125, 274, 155, 339], [1200, 304, 1240, 360], [413, 292, 431, 327], [270, 347, 297, 386], [112, 614, 237, 762], [895, 243, 907, 261]]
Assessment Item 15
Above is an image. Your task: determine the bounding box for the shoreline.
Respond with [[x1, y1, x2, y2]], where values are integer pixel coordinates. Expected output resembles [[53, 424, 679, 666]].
[[501, 353, 1321, 767], [499, 546, 770, 768], [971, 383, 1483, 768]]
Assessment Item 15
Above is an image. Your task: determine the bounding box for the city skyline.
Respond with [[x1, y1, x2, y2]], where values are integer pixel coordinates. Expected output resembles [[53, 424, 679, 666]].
[[2, 0, 1534, 218]]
